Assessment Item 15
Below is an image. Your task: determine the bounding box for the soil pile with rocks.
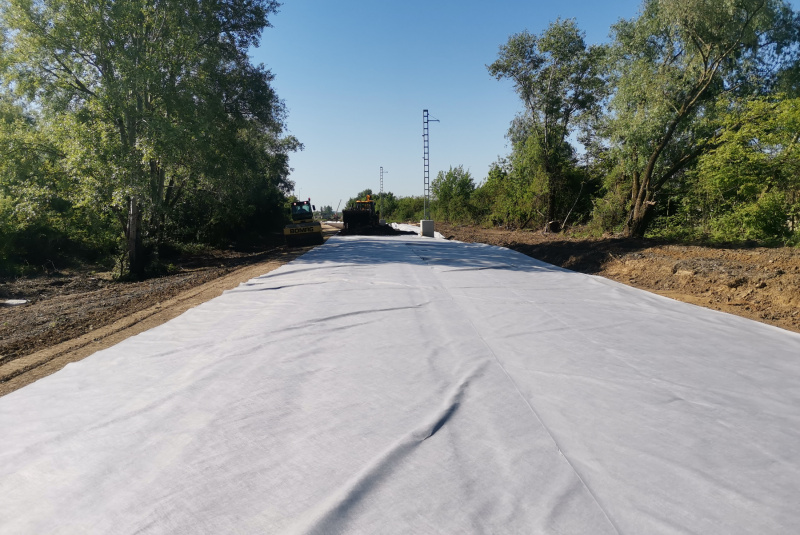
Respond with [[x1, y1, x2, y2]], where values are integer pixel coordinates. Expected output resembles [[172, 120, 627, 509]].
[[437, 222, 800, 334]]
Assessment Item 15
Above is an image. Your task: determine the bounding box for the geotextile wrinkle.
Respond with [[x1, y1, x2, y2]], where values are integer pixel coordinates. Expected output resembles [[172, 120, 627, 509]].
[[1, 232, 798, 534]]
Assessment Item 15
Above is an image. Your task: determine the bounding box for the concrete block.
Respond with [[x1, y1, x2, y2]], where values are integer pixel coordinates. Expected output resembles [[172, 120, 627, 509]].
[[420, 219, 435, 237]]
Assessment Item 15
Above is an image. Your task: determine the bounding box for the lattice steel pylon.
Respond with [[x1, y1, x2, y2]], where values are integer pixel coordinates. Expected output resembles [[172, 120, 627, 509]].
[[379, 166, 385, 218], [422, 109, 438, 220]]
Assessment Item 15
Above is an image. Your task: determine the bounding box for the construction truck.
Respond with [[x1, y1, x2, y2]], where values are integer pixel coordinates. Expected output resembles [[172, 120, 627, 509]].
[[284, 198, 324, 246], [342, 195, 379, 231]]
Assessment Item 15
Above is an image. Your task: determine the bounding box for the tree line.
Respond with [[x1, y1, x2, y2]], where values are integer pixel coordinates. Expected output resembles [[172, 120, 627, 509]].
[[0, 0, 299, 277], [3, 0, 800, 281], [376, 0, 800, 245]]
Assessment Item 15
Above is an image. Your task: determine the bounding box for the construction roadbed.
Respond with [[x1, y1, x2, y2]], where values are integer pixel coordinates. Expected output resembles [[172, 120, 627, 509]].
[[1, 232, 799, 534]]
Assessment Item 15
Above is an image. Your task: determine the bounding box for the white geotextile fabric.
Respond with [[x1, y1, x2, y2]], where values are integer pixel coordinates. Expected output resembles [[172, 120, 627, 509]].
[[390, 222, 446, 239], [1, 234, 799, 534]]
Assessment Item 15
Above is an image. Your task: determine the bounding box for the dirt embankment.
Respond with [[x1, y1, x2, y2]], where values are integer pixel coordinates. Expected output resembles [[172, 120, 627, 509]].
[[2, 223, 798, 397], [0, 226, 340, 396], [436, 223, 800, 335]]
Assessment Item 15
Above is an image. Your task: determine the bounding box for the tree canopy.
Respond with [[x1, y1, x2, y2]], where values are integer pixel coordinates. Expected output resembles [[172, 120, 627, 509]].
[[0, 0, 299, 276], [603, 0, 798, 237], [469, 0, 800, 244], [488, 19, 604, 231], [4, 0, 800, 275]]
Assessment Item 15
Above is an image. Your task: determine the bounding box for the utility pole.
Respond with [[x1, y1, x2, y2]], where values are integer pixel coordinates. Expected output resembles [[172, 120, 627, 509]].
[[422, 110, 439, 220], [379, 166, 387, 220]]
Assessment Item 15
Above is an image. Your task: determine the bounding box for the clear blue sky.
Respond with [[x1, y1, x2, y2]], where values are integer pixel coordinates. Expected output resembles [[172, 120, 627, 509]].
[[250, 0, 785, 212]]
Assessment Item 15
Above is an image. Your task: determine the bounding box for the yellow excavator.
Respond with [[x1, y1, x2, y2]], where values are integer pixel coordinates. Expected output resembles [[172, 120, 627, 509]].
[[342, 194, 379, 230], [284, 198, 324, 246]]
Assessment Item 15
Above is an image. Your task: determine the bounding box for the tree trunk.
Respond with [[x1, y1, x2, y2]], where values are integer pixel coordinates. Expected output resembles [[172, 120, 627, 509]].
[[625, 193, 655, 238], [543, 162, 558, 233], [127, 197, 143, 277], [544, 190, 558, 233], [148, 160, 166, 263]]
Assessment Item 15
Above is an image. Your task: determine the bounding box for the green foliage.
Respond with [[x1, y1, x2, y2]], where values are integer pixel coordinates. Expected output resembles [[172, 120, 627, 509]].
[[376, 192, 397, 220], [489, 19, 605, 231], [386, 196, 425, 222], [600, 0, 798, 237], [431, 166, 476, 222], [487, 19, 604, 143], [476, 0, 800, 244], [0, 0, 297, 275], [0, 94, 118, 273], [473, 156, 546, 228], [469, 162, 509, 226], [710, 191, 793, 243], [676, 96, 800, 243], [590, 185, 629, 235], [470, 134, 596, 231]]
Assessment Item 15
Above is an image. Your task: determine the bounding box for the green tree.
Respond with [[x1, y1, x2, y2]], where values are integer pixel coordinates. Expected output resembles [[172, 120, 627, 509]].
[[1, 0, 295, 275], [389, 196, 425, 222], [694, 96, 800, 242], [376, 191, 397, 220], [472, 161, 520, 227], [0, 95, 67, 269], [431, 166, 475, 222], [488, 19, 605, 232], [603, 0, 798, 237]]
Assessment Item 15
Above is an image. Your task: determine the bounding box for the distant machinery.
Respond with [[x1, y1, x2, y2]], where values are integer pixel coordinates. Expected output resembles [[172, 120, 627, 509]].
[[284, 198, 324, 246]]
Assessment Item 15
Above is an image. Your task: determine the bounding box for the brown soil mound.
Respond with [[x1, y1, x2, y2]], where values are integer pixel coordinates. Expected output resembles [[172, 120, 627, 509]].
[[437, 223, 800, 334]]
